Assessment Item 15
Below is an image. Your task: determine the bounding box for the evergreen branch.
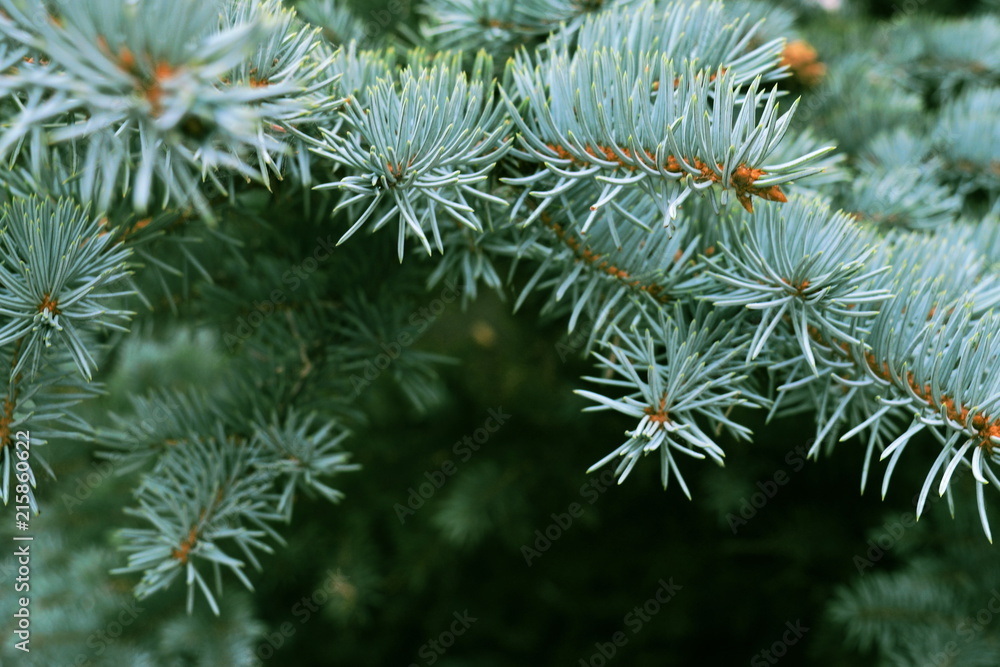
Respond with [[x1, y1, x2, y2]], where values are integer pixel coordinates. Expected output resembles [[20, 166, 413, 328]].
[[114, 429, 285, 615], [554, 0, 787, 87], [0, 196, 131, 381], [0, 0, 335, 216], [575, 303, 765, 495], [252, 409, 359, 521], [704, 194, 891, 373], [815, 52, 923, 156], [419, 0, 635, 56], [843, 159, 963, 231], [508, 193, 708, 347], [504, 38, 831, 229], [935, 87, 1000, 193], [222, 0, 343, 188], [311, 49, 512, 259], [94, 387, 226, 475], [0, 340, 106, 512], [886, 14, 1000, 101]]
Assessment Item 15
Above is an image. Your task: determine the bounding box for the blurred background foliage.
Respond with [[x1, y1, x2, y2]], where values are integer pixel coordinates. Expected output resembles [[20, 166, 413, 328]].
[[2, 0, 1000, 665]]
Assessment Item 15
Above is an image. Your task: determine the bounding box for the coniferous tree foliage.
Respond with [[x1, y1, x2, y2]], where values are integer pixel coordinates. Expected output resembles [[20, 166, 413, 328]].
[[0, 0, 997, 664]]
